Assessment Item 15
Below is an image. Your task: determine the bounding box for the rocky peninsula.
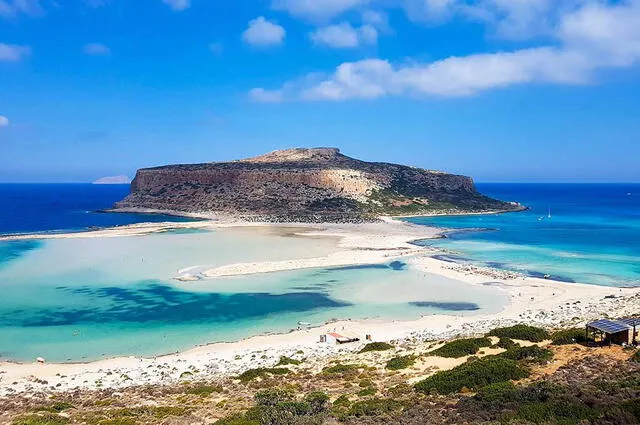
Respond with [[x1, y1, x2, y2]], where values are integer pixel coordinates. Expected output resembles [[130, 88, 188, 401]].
[[112, 148, 523, 222]]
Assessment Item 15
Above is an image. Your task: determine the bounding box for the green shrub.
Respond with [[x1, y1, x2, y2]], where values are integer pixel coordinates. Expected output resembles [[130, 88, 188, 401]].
[[304, 392, 329, 414], [494, 337, 518, 349], [217, 391, 329, 425], [322, 364, 366, 376], [12, 414, 69, 425], [415, 357, 529, 394], [236, 367, 290, 383], [429, 338, 492, 358], [147, 406, 188, 419], [347, 398, 404, 417], [333, 395, 351, 407], [631, 350, 640, 363], [516, 399, 595, 424], [35, 402, 74, 413], [275, 356, 302, 366], [255, 388, 295, 406], [357, 387, 377, 396], [185, 384, 223, 396], [388, 383, 413, 396], [359, 342, 394, 353], [487, 325, 550, 342], [474, 381, 518, 403], [499, 346, 553, 364], [359, 379, 373, 388], [386, 355, 416, 370], [551, 328, 590, 345]]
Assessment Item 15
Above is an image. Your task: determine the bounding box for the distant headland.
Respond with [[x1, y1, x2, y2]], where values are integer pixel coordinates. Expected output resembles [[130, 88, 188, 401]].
[[93, 175, 131, 185], [112, 148, 524, 222]]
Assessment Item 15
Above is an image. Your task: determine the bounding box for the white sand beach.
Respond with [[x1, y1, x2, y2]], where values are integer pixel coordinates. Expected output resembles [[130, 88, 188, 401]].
[[1, 217, 638, 396]]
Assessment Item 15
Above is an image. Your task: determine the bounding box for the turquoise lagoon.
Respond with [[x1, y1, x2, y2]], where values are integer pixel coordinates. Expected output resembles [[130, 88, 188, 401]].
[[0, 228, 507, 362]]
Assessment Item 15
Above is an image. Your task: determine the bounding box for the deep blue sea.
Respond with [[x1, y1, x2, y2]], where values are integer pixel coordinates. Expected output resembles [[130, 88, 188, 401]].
[[408, 183, 640, 287], [0, 184, 188, 235]]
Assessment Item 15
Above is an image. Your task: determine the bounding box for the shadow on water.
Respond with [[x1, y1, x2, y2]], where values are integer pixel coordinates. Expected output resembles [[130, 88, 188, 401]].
[[0, 240, 42, 268], [332, 261, 407, 272], [2, 282, 351, 327], [409, 301, 480, 311], [525, 271, 575, 283]]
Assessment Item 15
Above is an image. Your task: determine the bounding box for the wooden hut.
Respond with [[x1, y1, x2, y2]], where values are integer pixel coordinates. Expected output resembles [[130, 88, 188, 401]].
[[586, 319, 637, 345]]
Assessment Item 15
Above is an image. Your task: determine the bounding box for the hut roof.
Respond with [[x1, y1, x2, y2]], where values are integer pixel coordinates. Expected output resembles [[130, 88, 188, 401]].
[[587, 319, 632, 334]]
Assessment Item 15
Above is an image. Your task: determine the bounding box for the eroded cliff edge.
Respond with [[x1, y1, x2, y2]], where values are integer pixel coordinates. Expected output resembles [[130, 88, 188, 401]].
[[113, 148, 523, 222]]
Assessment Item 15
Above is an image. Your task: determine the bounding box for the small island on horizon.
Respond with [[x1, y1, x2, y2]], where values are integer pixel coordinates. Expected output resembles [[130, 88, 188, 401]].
[[112, 147, 524, 222], [93, 175, 132, 185]]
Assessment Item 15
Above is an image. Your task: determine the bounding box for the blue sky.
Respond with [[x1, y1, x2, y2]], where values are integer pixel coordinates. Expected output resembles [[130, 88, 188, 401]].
[[1, 0, 639, 183]]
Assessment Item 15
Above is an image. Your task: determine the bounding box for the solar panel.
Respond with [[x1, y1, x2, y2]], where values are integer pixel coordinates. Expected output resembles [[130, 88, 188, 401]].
[[587, 319, 631, 334], [618, 317, 640, 327]]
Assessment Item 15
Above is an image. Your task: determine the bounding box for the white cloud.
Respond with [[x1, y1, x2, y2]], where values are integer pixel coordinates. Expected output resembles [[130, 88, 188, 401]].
[[163, 0, 190, 11], [403, 0, 459, 22], [558, 1, 640, 67], [0, 116, 8, 127], [243, 17, 286, 47], [83, 43, 110, 56], [249, 88, 285, 103], [0, 0, 43, 18], [272, 0, 590, 42], [0, 43, 30, 61], [250, 0, 640, 101], [310, 22, 377, 48], [361, 9, 390, 32], [403, 0, 589, 40], [272, 0, 371, 21]]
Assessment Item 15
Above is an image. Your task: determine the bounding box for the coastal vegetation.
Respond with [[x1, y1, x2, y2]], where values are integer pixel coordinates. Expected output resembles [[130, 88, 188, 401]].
[[185, 384, 224, 396], [493, 337, 518, 349], [414, 356, 530, 394], [358, 342, 394, 353], [385, 355, 416, 371], [497, 345, 553, 364], [551, 328, 591, 345], [4, 328, 640, 425], [276, 356, 303, 366], [321, 364, 371, 378], [236, 368, 290, 383], [487, 324, 551, 342], [428, 337, 492, 358]]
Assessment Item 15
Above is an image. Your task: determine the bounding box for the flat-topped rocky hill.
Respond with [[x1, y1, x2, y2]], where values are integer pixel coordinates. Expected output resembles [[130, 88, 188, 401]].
[[113, 148, 523, 222]]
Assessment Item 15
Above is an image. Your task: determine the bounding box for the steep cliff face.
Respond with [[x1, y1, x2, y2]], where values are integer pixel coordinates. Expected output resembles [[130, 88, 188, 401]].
[[114, 148, 521, 222]]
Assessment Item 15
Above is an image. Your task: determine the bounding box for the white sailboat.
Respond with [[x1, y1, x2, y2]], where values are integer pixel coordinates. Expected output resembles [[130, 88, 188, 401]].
[[547, 207, 551, 219]]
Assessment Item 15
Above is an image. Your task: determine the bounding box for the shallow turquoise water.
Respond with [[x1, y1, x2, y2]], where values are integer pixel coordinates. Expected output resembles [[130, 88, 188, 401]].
[[0, 230, 506, 362], [408, 184, 640, 287]]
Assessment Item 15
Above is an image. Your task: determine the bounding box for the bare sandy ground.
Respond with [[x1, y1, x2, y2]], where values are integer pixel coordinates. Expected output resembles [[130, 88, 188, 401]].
[[1, 217, 638, 396]]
